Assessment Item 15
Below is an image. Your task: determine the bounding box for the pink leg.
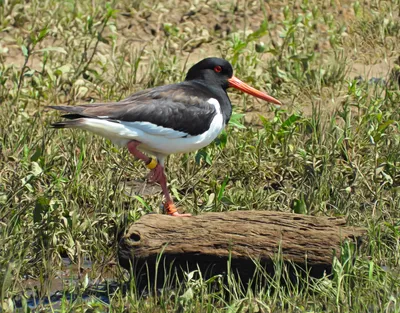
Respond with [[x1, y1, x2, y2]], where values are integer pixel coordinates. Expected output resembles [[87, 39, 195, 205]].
[[147, 164, 164, 184], [158, 172, 191, 217], [127, 140, 191, 217], [127, 140, 151, 163]]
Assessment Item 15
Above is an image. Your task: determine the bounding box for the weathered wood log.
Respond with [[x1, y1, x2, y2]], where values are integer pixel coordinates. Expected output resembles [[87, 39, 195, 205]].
[[118, 211, 365, 284]]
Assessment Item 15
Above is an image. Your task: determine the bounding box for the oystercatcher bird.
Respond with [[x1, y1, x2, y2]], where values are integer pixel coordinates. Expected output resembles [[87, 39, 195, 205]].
[[50, 57, 281, 217]]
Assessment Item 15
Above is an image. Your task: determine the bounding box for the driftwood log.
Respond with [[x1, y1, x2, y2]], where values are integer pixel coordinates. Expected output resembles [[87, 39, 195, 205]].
[[118, 210, 365, 285]]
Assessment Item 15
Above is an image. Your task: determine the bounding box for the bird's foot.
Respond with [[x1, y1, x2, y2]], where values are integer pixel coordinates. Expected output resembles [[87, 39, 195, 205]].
[[147, 163, 164, 184], [164, 201, 191, 217]]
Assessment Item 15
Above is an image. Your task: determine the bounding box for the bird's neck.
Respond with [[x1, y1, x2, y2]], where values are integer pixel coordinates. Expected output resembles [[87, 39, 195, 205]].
[[188, 80, 232, 124]]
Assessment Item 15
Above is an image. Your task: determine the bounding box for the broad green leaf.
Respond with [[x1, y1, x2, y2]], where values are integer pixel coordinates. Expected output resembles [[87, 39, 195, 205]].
[[31, 161, 43, 176], [258, 114, 271, 128], [23, 69, 35, 77], [276, 67, 288, 80], [215, 130, 228, 149], [21, 45, 28, 57], [294, 15, 303, 25], [37, 28, 49, 42], [21, 174, 34, 186], [292, 198, 307, 214], [54, 64, 72, 76], [31, 147, 42, 162], [180, 287, 194, 302], [229, 113, 246, 129], [195, 149, 212, 165], [281, 114, 301, 130], [246, 20, 268, 43], [377, 119, 395, 134]]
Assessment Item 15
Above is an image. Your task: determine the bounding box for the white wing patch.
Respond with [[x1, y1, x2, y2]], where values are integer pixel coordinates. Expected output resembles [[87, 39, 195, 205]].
[[121, 121, 189, 139]]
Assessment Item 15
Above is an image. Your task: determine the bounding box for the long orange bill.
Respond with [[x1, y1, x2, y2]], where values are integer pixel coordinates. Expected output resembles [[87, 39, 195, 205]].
[[228, 76, 282, 105]]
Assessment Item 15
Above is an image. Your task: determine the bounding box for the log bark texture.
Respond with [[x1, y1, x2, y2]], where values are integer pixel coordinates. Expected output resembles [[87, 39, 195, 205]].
[[118, 210, 365, 281]]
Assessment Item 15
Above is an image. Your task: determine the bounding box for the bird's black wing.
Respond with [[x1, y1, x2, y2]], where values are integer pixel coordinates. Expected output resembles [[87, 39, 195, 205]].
[[49, 82, 219, 136]]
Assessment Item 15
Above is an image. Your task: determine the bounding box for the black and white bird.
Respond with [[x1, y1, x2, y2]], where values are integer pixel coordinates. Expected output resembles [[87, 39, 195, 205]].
[[50, 57, 281, 217]]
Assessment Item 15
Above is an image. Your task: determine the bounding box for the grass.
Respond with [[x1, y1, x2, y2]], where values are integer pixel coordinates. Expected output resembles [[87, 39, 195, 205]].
[[1, 0, 400, 311]]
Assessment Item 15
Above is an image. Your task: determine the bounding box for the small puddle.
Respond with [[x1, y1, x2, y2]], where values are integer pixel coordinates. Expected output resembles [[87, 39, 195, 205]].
[[13, 283, 118, 311], [13, 257, 120, 311]]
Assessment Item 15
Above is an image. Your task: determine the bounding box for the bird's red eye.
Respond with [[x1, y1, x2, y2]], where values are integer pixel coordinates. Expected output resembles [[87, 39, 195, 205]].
[[214, 66, 222, 73]]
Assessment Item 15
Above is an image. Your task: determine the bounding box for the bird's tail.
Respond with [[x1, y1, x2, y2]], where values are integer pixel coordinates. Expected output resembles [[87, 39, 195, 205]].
[[48, 105, 90, 129], [47, 105, 84, 115], [51, 119, 86, 129]]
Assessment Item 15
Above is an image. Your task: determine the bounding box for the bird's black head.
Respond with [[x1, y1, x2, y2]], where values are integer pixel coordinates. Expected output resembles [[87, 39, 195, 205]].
[[185, 57, 282, 106], [185, 57, 233, 89]]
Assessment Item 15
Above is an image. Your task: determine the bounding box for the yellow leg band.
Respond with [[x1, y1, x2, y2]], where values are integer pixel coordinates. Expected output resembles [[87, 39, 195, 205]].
[[146, 158, 158, 170]]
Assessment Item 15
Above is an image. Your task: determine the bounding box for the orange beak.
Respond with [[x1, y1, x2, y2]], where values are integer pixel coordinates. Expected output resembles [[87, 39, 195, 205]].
[[228, 76, 281, 105]]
